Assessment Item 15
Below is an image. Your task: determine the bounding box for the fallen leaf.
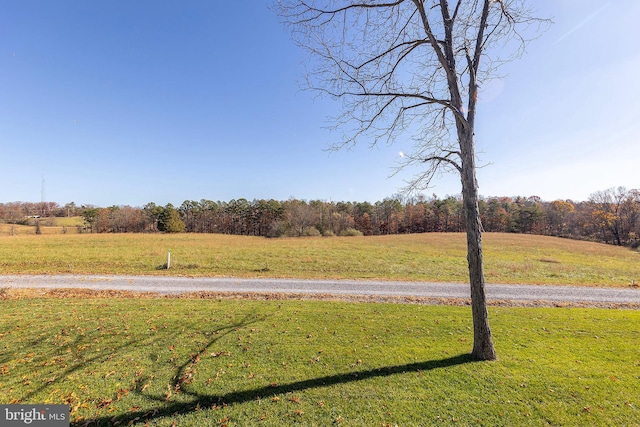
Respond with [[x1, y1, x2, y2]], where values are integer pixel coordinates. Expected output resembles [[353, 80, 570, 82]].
[[116, 388, 130, 401], [96, 398, 113, 409]]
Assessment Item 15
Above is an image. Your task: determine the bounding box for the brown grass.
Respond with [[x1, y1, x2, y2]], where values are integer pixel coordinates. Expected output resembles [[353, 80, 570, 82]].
[[0, 232, 637, 286]]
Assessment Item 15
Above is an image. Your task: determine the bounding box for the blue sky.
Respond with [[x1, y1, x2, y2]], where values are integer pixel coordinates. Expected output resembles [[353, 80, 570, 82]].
[[1, 0, 638, 207]]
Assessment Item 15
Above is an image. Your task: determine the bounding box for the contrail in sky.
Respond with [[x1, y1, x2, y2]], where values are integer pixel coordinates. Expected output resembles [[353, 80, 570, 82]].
[[553, 2, 611, 46]]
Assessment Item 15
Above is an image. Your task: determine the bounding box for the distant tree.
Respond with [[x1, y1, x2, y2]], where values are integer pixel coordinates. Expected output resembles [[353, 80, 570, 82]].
[[309, 199, 330, 235], [2, 202, 26, 224], [376, 198, 403, 234], [179, 200, 200, 232], [358, 212, 373, 235], [82, 207, 99, 233], [46, 202, 62, 217], [93, 207, 113, 233], [547, 200, 575, 236], [401, 198, 427, 233], [64, 202, 77, 217], [511, 196, 545, 234], [432, 196, 464, 232], [113, 206, 147, 232], [589, 187, 639, 246], [479, 197, 510, 232], [143, 203, 164, 232], [254, 199, 284, 236], [23, 202, 39, 218], [284, 199, 320, 236], [158, 204, 185, 233], [278, 0, 549, 360], [331, 205, 356, 235]]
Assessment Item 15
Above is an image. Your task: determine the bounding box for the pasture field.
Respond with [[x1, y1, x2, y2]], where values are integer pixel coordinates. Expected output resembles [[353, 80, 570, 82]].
[[0, 217, 84, 235], [0, 297, 638, 426], [0, 232, 638, 286]]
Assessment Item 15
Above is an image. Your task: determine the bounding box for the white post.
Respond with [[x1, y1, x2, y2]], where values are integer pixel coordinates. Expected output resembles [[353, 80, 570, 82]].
[[166, 250, 171, 269]]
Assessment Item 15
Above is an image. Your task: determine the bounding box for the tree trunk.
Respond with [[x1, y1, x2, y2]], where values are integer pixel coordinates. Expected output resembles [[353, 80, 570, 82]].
[[460, 133, 497, 361]]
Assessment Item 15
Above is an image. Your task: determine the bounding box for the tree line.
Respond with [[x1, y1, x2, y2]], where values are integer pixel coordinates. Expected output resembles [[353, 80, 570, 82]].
[[1, 187, 638, 247]]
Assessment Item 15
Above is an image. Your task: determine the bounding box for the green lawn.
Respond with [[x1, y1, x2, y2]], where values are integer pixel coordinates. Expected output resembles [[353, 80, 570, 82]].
[[0, 297, 638, 426], [0, 232, 638, 286]]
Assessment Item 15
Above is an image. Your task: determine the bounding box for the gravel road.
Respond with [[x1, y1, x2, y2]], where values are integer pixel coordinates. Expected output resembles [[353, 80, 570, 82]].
[[1, 275, 639, 305]]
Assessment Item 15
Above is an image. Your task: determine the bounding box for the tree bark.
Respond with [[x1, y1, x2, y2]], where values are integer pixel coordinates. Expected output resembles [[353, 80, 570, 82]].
[[460, 131, 496, 361]]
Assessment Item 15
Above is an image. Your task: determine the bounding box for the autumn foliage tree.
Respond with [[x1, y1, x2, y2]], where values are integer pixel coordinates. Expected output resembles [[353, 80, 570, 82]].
[[589, 187, 640, 246], [2, 192, 639, 246]]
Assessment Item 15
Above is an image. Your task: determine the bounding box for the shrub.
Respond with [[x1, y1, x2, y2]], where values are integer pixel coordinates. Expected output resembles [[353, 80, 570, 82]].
[[301, 226, 321, 237], [339, 228, 363, 237], [266, 221, 286, 238]]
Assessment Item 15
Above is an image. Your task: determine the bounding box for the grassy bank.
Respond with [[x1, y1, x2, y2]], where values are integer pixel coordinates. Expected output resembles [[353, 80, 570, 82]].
[[0, 297, 637, 426], [0, 232, 637, 286]]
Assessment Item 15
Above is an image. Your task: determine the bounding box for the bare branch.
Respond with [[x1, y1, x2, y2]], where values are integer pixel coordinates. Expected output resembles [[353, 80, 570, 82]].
[[277, 0, 549, 188], [423, 155, 462, 173], [277, 0, 550, 362]]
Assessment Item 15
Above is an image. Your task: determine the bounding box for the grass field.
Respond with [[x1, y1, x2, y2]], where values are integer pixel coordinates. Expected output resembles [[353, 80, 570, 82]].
[[1, 232, 639, 425], [0, 297, 638, 426], [0, 232, 637, 286]]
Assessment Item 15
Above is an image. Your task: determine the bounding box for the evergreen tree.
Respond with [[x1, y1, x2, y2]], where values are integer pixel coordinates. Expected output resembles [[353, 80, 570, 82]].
[[158, 204, 185, 233]]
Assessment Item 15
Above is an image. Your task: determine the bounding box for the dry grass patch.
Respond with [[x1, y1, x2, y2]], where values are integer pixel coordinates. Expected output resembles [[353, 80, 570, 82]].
[[0, 232, 637, 286]]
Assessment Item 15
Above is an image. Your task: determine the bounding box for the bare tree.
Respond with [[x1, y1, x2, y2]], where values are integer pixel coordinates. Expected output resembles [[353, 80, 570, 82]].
[[277, 0, 549, 360], [284, 199, 321, 236], [589, 187, 640, 246]]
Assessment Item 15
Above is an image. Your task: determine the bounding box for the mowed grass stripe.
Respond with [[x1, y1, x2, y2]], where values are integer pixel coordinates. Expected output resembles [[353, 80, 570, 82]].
[[0, 232, 637, 286]]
